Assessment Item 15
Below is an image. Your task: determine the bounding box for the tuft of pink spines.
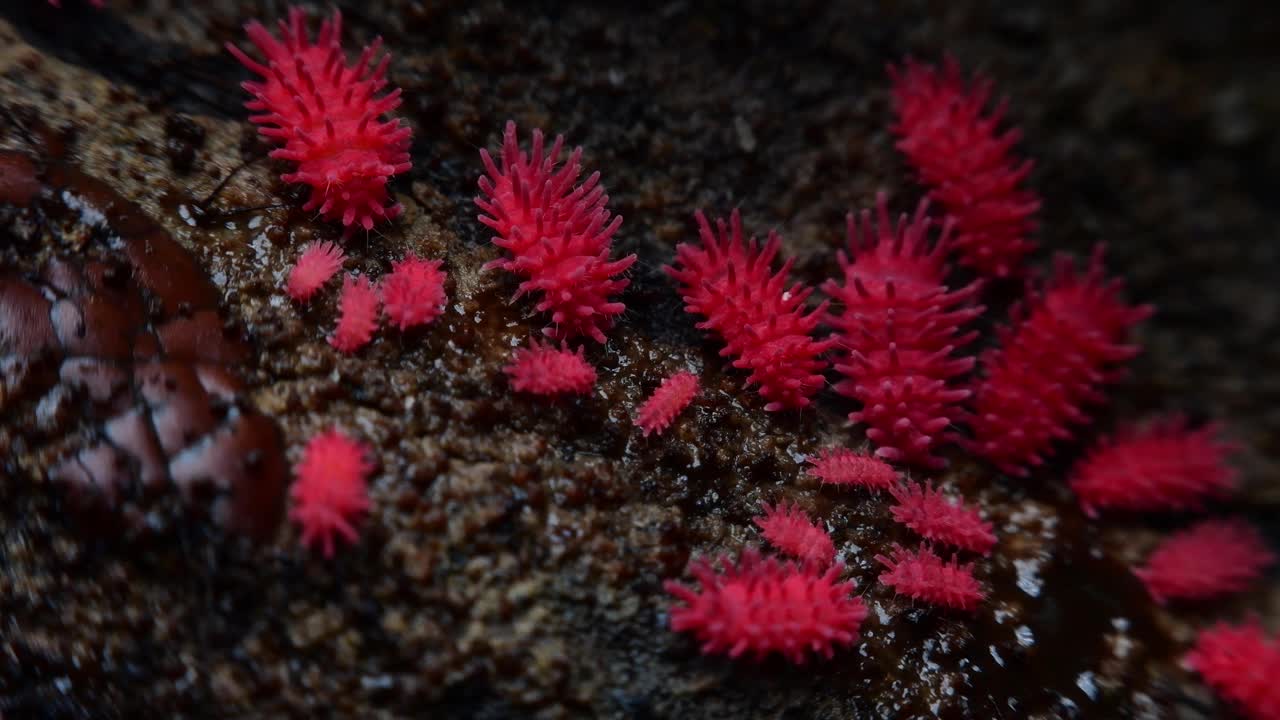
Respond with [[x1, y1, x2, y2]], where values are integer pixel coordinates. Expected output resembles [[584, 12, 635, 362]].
[[1069, 415, 1238, 517], [1185, 619, 1280, 720], [1134, 519, 1275, 604], [504, 340, 597, 396], [286, 240, 345, 302], [805, 448, 898, 493], [381, 252, 447, 331], [876, 544, 984, 611], [228, 8, 412, 231], [664, 548, 867, 664], [823, 194, 983, 468], [965, 246, 1153, 475], [888, 482, 996, 555], [888, 57, 1040, 278], [476, 121, 636, 343], [666, 209, 835, 411], [330, 274, 380, 353], [634, 371, 699, 437], [753, 501, 836, 568], [290, 427, 373, 557]]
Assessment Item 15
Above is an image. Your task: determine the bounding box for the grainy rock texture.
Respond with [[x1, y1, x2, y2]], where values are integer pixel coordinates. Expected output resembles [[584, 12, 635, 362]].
[[1, 1, 1277, 719]]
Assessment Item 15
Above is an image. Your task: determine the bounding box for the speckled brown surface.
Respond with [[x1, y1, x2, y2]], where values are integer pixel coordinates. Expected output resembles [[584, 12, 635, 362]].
[[1, 1, 1278, 719]]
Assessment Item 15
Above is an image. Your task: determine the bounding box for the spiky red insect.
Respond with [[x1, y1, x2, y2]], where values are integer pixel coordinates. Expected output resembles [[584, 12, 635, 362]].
[[290, 427, 373, 557], [286, 240, 345, 302], [330, 273, 380, 353], [227, 7, 412, 231], [753, 501, 836, 567], [381, 252, 447, 331], [888, 482, 996, 555], [666, 209, 835, 411], [1069, 415, 1238, 517], [823, 194, 983, 468], [888, 57, 1040, 278], [805, 447, 898, 492], [504, 340, 597, 396], [634, 371, 699, 437], [1185, 619, 1280, 720], [876, 544, 984, 611], [1134, 519, 1275, 604], [476, 121, 636, 343], [965, 246, 1153, 475], [664, 548, 866, 664]]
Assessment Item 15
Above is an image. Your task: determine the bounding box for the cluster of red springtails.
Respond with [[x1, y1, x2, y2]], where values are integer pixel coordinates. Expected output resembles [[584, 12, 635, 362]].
[[218, 6, 1274, 716]]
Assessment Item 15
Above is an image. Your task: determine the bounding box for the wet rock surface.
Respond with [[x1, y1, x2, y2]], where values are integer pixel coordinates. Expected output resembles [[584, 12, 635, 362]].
[[1, 1, 1278, 719]]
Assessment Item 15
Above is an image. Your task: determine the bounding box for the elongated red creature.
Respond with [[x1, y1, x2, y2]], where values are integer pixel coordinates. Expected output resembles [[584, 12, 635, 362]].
[[666, 210, 834, 411], [504, 340, 597, 396], [290, 428, 373, 557], [1070, 415, 1238, 516], [634, 371, 699, 437], [806, 447, 899, 492], [823, 194, 982, 467], [665, 548, 866, 664], [476, 122, 636, 342], [228, 7, 412, 231], [753, 501, 836, 567], [1186, 619, 1280, 720], [330, 274, 380, 354], [889, 57, 1040, 277], [966, 246, 1152, 475], [888, 482, 996, 555], [876, 544, 985, 611], [1134, 519, 1275, 604], [286, 241, 345, 303]]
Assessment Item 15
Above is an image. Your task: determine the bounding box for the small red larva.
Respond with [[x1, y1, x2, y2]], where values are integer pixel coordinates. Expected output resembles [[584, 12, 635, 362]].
[[805, 448, 899, 493], [876, 544, 985, 611], [753, 501, 836, 568], [330, 274, 380, 354], [634, 371, 699, 437]]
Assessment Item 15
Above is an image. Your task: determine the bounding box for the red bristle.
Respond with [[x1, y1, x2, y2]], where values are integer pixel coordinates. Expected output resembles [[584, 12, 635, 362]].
[[228, 8, 412, 231], [503, 340, 597, 396], [1185, 619, 1280, 720], [888, 57, 1040, 278], [381, 252, 447, 330], [1070, 415, 1238, 517], [888, 482, 996, 555], [665, 209, 835, 411], [664, 548, 866, 664], [1134, 519, 1275, 604], [475, 121, 636, 342], [823, 193, 983, 467], [753, 501, 836, 567], [286, 240, 345, 302], [805, 448, 898, 492], [965, 246, 1153, 475], [876, 544, 984, 611], [290, 427, 373, 557], [634, 371, 699, 437], [330, 273, 380, 353]]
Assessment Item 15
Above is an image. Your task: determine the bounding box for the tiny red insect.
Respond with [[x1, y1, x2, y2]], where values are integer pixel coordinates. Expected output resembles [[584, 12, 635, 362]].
[[806, 448, 899, 493], [290, 428, 373, 557], [504, 340, 597, 396], [665, 548, 866, 664], [876, 544, 984, 611], [753, 501, 836, 567], [634, 371, 699, 437]]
